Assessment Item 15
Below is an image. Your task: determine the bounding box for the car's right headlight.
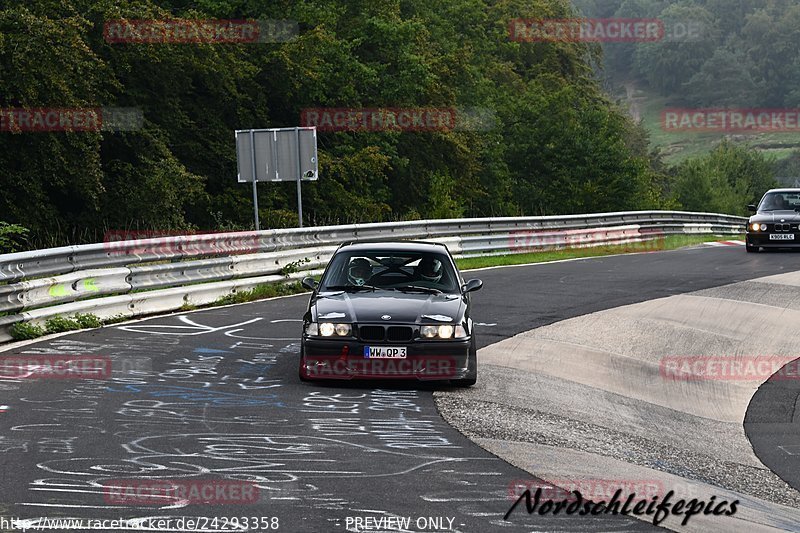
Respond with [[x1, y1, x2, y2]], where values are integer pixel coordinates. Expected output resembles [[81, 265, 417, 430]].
[[306, 322, 352, 337]]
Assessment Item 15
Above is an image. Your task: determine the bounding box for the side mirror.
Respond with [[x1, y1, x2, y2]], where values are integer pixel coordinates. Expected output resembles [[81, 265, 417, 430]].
[[301, 277, 317, 290], [747, 204, 757, 213], [462, 279, 483, 293]]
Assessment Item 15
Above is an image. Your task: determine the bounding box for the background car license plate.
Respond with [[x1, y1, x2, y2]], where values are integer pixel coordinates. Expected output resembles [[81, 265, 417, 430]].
[[364, 346, 407, 359], [770, 234, 795, 240]]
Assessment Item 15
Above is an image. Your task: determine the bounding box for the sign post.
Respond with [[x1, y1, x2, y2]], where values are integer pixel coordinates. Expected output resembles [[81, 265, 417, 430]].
[[235, 126, 318, 229]]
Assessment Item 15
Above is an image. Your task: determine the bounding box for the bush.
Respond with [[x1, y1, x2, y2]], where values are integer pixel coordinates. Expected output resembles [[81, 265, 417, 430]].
[[0, 222, 30, 253], [74, 313, 102, 328], [9, 322, 45, 340], [44, 316, 81, 333]]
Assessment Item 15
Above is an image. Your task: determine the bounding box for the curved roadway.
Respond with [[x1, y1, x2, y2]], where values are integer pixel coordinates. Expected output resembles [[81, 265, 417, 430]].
[[0, 244, 798, 532]]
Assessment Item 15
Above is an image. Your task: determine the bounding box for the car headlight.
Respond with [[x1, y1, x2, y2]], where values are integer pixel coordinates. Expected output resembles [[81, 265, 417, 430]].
[[421, 325, 438, 338], [751, 223, 767, 231], [760, 223, 767, 231], [420, 324, 468, 339], [307, 322, 352, 337], [437, 325, 454, 338]]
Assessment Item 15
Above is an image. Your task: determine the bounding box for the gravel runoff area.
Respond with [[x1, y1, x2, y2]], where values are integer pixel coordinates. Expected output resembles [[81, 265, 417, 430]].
[[436, 270, 800, 532]]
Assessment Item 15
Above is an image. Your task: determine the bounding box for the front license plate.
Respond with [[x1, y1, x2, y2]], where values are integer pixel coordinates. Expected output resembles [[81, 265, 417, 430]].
[[364, 346, 407, 359], [770, 234, 795, 240]]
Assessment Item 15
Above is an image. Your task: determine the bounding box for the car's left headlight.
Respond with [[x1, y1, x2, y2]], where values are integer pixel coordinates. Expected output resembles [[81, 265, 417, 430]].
[[750, 223, 767, 231], [420, 324, 468, 339]]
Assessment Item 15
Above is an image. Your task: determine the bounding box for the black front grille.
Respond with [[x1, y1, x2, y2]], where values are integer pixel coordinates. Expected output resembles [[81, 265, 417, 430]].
[[387, 326, 413, 342], [359, 326, 385, 342]]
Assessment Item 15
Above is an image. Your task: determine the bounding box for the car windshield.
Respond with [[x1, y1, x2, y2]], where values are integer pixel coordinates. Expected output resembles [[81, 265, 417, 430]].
[[319, 250, 459, 293], [758, 192, 800, 211]]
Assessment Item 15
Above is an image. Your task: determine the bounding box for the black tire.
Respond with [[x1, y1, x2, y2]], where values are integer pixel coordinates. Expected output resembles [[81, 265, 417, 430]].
[[298, 345, 311, 382], [451, 338, 477, 387]]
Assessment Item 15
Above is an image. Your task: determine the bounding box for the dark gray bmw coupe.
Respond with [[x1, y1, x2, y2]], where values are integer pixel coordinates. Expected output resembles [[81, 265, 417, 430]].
[[299, 241, 482, 386]]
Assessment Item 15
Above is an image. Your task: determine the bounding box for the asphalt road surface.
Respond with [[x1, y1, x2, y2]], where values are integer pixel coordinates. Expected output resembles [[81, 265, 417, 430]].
[[0, 245, 798, 532]]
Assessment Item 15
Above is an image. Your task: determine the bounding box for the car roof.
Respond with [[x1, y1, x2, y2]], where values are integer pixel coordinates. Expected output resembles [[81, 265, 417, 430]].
[[336, 240, 449, 253], [765, 188, 800, 194]]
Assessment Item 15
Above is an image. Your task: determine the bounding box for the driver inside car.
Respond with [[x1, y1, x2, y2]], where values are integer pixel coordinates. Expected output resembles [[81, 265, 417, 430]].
[[415, 255, 443, 284], [347, 258, 372, 286]]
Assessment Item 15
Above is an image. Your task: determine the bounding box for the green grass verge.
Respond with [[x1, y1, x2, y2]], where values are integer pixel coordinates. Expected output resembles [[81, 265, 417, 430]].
[[455, 234, 738, 270], [626, 87, 800, 165], [213, 281, 308, 306], [5, 283, 311, 342]]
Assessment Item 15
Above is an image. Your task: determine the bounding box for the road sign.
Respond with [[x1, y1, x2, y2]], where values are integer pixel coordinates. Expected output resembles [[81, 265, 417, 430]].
[[236, 127, 318, 182], [235, 127, 318, 229]]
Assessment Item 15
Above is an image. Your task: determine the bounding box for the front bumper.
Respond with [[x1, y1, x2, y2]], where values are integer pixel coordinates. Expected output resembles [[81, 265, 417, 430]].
[[746, 232, 800, 249], [300, 336, 472, 381]]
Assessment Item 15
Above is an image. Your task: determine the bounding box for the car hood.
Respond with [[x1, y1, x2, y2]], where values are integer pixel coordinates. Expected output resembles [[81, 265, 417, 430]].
[[750, 211, 800, 223], [312, 291, 465, 324]]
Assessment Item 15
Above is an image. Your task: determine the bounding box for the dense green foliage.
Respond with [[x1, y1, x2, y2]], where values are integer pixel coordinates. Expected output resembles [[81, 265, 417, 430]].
[[671, 141, 776, 214], [578, 0, 800, 108], [0, 0, 778, 249]]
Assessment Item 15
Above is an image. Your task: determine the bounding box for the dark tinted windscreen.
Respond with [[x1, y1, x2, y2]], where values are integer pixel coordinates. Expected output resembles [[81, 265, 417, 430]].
[[319, 250, 458, 292], [758, 192, 800, 211]]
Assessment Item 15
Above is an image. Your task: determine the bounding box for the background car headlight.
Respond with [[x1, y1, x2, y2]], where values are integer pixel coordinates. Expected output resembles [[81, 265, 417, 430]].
[[319, 322, 336, 336], [437, 325, 454, 338], [421, 325, 438, 338]]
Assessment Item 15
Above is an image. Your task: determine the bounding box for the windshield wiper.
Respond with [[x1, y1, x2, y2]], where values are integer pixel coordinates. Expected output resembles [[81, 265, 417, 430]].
[[323, 285, 379, 292], [394, 285, 443, 294]]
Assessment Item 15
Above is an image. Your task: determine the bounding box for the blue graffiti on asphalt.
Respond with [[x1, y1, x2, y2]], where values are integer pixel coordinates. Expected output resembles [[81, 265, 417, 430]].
[[106, 384, 284, 407], [234, 363, 275, 376]]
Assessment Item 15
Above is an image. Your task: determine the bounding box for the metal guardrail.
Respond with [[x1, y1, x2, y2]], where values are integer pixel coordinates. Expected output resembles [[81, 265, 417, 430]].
[[0, 211, 746, 342]]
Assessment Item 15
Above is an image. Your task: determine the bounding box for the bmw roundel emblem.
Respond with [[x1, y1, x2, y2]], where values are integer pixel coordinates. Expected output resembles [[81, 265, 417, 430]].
[[381, 315, 392, 320]]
